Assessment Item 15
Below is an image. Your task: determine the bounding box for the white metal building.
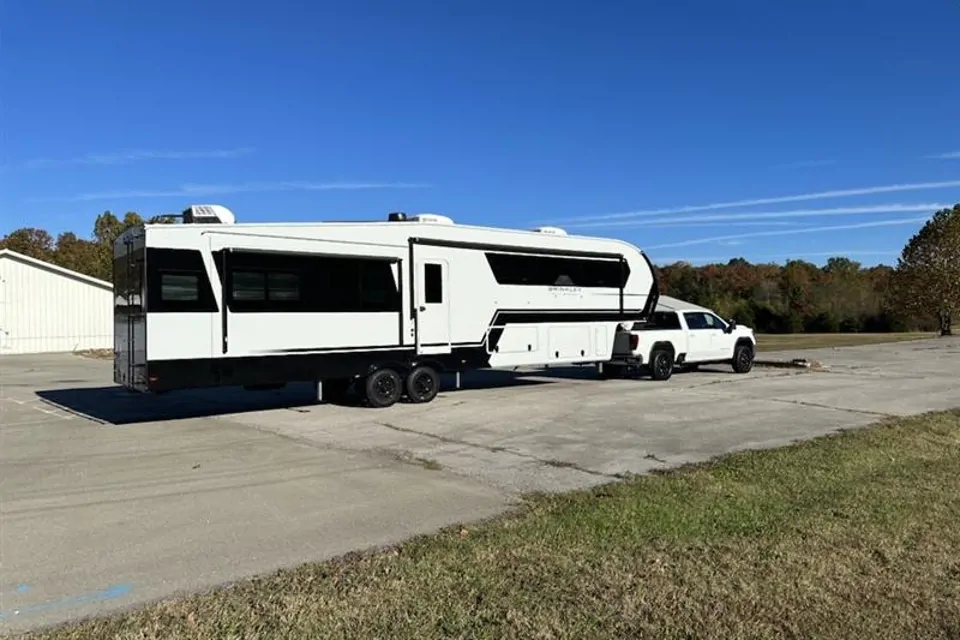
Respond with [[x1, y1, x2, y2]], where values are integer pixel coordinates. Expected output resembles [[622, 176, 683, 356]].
[[0, 249, 112, 355]]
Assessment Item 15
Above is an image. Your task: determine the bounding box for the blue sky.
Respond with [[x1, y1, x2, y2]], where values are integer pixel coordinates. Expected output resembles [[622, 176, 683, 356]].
[[2, 0, 959, 266]]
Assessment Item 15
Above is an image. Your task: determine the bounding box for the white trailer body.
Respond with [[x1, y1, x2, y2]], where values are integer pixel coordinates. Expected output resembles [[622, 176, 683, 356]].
[[113, 206, 660, 400]]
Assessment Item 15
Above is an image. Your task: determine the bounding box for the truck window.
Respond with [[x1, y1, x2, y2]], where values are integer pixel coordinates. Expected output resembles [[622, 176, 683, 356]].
[[684, 312, 726, 330]]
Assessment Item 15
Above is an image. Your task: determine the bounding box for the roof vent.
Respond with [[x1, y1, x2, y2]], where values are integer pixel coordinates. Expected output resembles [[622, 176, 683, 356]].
[[182, 204, 236, 224], [409, 213, 454, 224], [531, 226, 567, 235]]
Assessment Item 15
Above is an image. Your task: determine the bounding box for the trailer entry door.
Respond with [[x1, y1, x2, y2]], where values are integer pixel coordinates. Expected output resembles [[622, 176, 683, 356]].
[[414, 257, 451, 355]]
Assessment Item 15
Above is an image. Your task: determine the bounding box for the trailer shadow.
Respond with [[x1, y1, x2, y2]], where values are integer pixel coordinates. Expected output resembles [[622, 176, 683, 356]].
[[34, 370, 557, 426]]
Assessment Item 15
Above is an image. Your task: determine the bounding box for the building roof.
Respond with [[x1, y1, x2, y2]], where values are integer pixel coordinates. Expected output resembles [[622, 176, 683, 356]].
[[0, 248, 112, 290], [655, 294, 712, 313]]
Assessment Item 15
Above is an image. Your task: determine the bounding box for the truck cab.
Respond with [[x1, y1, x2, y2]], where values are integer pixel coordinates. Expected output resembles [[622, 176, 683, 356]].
[[607, 296, 756, 380]]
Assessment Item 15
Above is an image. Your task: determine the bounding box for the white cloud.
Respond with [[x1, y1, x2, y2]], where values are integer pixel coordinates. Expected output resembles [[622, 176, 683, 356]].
[[28, 181, 432, 202], [645, 217, 929, 251], [564, 203, 945, 229], [927, 151, 960, 160], [548, 179, 960, 224], [23, 147, 255, 168]]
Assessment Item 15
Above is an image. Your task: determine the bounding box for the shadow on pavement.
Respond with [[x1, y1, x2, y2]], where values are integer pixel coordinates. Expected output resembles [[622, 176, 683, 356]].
[[34, 370, 558, 425]]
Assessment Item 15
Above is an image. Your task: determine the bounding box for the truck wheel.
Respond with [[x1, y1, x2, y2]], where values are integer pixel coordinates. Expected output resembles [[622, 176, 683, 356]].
[[732, 343, 755, 373], [364, 368, 402, 408], [405, 365, 440, 403], [649, 349, 674, 381]]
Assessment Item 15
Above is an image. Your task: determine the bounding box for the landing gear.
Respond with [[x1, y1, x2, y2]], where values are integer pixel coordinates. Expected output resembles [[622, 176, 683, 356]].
[[363, 368, 403, 408], [405, 365, 440, 403]]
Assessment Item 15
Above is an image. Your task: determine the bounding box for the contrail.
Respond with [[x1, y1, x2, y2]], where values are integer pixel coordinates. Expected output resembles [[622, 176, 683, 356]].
[[564, 203, 945, 229], [550, 179, 960, 223], [645, 217, 928, 251]]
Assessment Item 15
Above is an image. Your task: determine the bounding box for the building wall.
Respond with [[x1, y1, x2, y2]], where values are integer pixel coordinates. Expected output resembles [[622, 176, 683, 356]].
[[0, 256, 113, 354]]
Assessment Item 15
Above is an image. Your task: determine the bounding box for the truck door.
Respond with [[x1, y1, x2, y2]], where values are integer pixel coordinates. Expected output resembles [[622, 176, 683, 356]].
[[682, 311, 717, 362], [412, 246, 451, 355]]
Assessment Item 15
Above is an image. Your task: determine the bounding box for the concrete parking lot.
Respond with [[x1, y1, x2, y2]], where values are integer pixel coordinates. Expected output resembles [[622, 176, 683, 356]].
[[2, 337, 959, 634]]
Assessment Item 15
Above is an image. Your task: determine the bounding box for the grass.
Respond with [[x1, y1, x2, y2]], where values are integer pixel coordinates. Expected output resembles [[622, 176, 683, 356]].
[[31, 409, 960, 640], [756, 331, 937, 352]]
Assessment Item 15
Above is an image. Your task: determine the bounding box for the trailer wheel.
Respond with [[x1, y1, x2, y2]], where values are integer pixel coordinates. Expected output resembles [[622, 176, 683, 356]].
[[649, 349, 674, 381], [732, 343, 755, 374], [364, 368, 402, 408], [405, 365, 440, 403]]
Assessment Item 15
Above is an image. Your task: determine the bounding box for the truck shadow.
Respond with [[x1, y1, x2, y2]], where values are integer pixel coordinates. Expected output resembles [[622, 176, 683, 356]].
[[34, 370, 556, 425]]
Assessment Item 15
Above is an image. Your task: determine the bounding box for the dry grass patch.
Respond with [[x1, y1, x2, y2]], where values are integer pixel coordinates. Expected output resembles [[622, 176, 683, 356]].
[[756, 331, 935, 352], [30, 410, 960, 640]]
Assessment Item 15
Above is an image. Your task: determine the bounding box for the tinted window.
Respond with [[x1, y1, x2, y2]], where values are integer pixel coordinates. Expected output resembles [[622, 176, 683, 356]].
[[232, 271, 266, 301], [268, 272, 299, 301], [424, 263, 442, 303], [161, 273, 199, 301], [484, 252, 629, 288], [146, 248, 218, 313], [684, 312, 723, 330], [113, 246, 144, 315], [226, 250, 399, 313], [652, 311, 681, 329]]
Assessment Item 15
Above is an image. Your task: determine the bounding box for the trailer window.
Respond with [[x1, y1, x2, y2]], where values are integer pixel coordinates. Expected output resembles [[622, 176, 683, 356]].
[[232, 271, 266, 301], [424, 263, 443, 303], [145, 248, 219, 313], [160, 273, 200, 302], [225, 250, 400, 313], [484, 252, 628, 288], [268, 272, 299, 301]]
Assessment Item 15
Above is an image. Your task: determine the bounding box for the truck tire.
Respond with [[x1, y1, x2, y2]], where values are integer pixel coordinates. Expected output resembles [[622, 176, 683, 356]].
[[649, 349, 674, 381], [364, 368, 402, 408], [405, 365, 440, 403], [732, 343, 755, 374]]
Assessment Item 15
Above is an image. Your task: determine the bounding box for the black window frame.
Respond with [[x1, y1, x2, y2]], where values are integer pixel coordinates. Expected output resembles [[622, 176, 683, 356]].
[[484, 252, 629, 288], [223, 249, 401, 314], [145, 248, 218, 313]]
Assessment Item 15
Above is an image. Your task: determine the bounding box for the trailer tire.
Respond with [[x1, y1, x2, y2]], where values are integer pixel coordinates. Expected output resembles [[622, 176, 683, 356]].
[[649, 349, 674, 381], [363, 368, 402, 408], [732, 342, 755, 374], [405, 365, 440, 403]]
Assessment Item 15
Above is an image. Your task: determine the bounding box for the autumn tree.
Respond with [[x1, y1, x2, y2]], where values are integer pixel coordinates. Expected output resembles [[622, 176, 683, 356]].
[[0, 227, 55, 260], [894, 204, 960, 336]]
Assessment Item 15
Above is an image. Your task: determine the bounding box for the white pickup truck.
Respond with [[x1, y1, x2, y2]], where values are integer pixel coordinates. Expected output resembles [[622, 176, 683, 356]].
[[605, 301, 757, 381]]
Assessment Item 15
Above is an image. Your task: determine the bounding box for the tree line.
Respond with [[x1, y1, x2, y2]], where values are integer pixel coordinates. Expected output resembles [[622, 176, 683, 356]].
[[2, 205, 958, 335]]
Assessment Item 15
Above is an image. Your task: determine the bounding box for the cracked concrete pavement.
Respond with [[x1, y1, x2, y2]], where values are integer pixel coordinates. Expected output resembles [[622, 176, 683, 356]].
[[2, 336, 958, 633]]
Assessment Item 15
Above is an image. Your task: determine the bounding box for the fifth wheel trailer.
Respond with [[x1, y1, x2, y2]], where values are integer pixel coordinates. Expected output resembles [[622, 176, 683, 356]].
[[113, 205, 660, 407]]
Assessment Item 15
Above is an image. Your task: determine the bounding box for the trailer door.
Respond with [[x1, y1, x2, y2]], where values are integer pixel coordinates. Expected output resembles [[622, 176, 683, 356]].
[[413, 252, 451, 355]]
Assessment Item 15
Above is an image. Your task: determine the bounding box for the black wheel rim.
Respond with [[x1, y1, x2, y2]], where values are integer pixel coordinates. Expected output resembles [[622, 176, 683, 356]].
[[413, 372, 435, 399], [375, 374, 397, 400], [738, 349, 751, 368], [655, 355, 670, 377]]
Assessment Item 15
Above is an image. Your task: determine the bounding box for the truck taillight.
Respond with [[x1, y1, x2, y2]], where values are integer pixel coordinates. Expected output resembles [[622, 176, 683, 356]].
[[629, 334, 639, 350]]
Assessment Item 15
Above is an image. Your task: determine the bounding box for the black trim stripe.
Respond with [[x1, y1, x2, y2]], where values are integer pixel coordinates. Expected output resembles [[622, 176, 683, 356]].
[[409, 236, 625, 260]]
